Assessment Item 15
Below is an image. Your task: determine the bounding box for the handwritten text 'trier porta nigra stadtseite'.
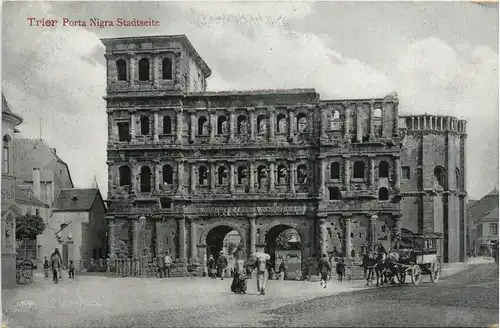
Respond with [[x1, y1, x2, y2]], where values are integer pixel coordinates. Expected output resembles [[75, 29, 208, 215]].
[[27, 17, 160, 28]]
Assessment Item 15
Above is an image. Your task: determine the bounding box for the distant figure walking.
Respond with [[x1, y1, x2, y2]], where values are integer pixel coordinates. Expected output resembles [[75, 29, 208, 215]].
[[207, 255, 216, 279], [318, 254, 331, 288], [336, 257, 346, 282], [164, 251, 173, 278], [50, 248, 62, 284], [252, 252, 271, 295], [68, 260, 75, 278], [279, 260, 288, 280], [217, 251, 228, 280], [157, 251, 165, 278]]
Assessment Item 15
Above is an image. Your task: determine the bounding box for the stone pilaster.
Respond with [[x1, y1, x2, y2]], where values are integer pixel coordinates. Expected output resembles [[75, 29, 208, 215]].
[[209, 110, 216, 143], [394, 157, 401, 192], [177, 160, 183, 193], [343, 156, 350, 192], [288, 161, 296, 193], [107, 217, 116, 256], [369, 215, 378, 251], [210, 161, 216, 191], [132, 219, 140, 258], [320, 105, 328, 139], [393, 214, 403, 249], [319, 158, 326, 198], [249, 162, 255, 192], [131, 164, 138, 194], [228, 108, 235, 142], [268, 106, 275, 141], [318, 217, 327, 255], [189, 218, 197, 263], [343, 102, 350, 140], [128, 54, 136, 86], [153, 110, 159, 142], [129, 111, 136, 142], [356, 103, 363, 143], [155, 219, 161, 255], [268, 160, 275, 193], [381, 101, 386, 137], [190, 163, 196, 193], [175, 108, 183, 144], [393, 100, 399, 136], [248, 108, 256, 142], [344, 215, 352, 258], [154, 161, 161, 192], [229, 162, 235, 193], [189, 112, 196, 142], [249, 216, 256, 255], [178, 217, 187, 262], [153, 55, 160, 87], [369, 157, 376, 189], [369, 100, 375, 139], [287, 107, 295, 141]]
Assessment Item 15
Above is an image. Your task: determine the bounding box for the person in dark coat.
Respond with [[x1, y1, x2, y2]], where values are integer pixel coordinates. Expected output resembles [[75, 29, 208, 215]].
[[50, 249, 62, 284], [231, 245, 247, 294], [216, 251, 228, 280], [336, 257, 346, 282], [278, 260, 288, 280], [318, 254, 331, 288], [207, 255, 216, 279]]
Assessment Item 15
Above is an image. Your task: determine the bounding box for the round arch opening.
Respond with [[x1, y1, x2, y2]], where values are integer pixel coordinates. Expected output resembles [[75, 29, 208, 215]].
[[205, 225, 243, 264], [265, 225, 302, 280]]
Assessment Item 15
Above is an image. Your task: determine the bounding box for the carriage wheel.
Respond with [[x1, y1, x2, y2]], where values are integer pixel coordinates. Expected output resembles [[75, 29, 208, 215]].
[[411, 265, 421, 285], [430, 259, 441, 283], [396, 267, 406, 285]]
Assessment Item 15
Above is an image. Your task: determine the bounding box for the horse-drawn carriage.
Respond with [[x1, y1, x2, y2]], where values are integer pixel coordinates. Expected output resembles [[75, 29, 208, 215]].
[[364, 232, 442, 287]]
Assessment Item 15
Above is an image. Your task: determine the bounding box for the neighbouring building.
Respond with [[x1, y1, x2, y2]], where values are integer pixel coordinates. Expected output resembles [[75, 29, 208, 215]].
[[50, 188, 107, 267], [1, 93, 23, 287], [101, 35, 468, 269], [468, 188, 499, 256]]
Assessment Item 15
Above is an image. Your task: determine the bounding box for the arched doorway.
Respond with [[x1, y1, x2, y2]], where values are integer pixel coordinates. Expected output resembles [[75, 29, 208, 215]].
[[265, 225, 302, 280], [205, 225, 243, 264]]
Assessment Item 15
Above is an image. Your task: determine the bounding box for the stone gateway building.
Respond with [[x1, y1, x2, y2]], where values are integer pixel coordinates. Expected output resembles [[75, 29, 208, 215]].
[[102, 35, 467, 269]]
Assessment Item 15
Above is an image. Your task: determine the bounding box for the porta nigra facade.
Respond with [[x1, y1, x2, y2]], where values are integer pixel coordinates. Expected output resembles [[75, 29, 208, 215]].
[[102, 35, 468, 268]]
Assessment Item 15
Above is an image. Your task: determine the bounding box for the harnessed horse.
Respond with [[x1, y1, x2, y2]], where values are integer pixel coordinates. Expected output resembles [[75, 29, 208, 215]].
[[362, 245, 386, 287]]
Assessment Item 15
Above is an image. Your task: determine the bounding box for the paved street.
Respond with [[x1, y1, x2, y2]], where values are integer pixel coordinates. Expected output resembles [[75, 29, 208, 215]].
[[2, 262, 496, 327]]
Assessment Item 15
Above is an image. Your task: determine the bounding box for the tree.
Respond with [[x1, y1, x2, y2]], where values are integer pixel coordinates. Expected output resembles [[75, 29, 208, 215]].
[[275, 229, 296, 250], [16, 214, 46, 260], [227, 242, 239, 255]]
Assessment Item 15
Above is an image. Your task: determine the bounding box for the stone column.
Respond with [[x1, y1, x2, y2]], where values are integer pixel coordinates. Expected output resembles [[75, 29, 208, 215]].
[[190, 163, 196, 193], [154, 161, 161, 192], [269, 160, 276, 193], [153, 110, 159, 142], [210, 161, 216, 191], [154, 219, 161, 255], [289, 161, 296, 193], [318, 218, 327, 255], [344, 215, 352, 258], [369, 100, 375, 139], [369, 157, 376, 188], [177, 160, 183, 193], [132, 219, 140, 258], [320, 105, 328, 139], [249, 216, 256, 255], [393, 101, 399, 135], [411, 117, 415, 130], [153, 55, 160, 87], [107, 217, 116, 256], [189, 218, 197, 263], [356, 103, 363, 143], [319, 158, 326, 197], [287, 107, 295, 140], [249, 162, 255, 192], [131, 164, 138, 194], [129, 111, 136, 142], [369, 215, 378, 251], [394, 157, 401, 192], [209, 110, 216, 143], [178, 217, 187, 262], [175, 108, 183, 144], [343, 103, 350, 140], [248, 108, 256, 142], [228, 108, 235, 143], [268, 106, 275, 141], [423, 115, 427, 129], [128, 54, 136, 86], [229, 162, 235, 193], [343, 156, 350, 192], [189, 112, 196, 143], [417, 117, 421, 130]]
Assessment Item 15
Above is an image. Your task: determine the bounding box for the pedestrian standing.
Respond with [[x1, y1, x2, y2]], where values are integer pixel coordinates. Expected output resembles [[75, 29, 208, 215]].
[[318, 254, 331, 288], [68, 260, 75, 278], [43, 256, 49, 278], [164, 251, 173, 278], [279, 260, 288, 280], [217, 251, 228, 280], [252, 252, 270, 295], [157, 251, 165, 278], [207, 255, 216, 279], [50, 248, 62, 284], [336, 257, 346, 282]]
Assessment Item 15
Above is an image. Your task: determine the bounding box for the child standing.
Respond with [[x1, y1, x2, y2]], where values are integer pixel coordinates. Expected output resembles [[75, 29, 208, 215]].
[[68, 260, 75, 278], [43, 256, 49, 278]]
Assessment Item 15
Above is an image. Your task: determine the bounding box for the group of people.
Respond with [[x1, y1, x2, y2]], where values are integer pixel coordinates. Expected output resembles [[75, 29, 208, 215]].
[[156, 250, 174, 278], [43, 248, 76, 284]]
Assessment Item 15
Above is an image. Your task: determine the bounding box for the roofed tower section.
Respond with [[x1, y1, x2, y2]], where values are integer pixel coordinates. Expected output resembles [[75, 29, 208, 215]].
[[101, 34, 212, 96]]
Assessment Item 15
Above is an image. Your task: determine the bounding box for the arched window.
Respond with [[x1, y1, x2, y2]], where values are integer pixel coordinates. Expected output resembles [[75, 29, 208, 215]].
[[199, 166, 208, 186], [140, 116, 150, 135], [455, 168, 460, 189], [217, 116, 228, 135], [257, 165, 268, 189], [297, 164, 307, 184], [277, 114, 287, 133], [329, 187, 342, 200], [257, 115, 267, 135], [277, 165, 287, 184], [353, 161, 365, 179], [140, 166, 152, 192], [198, 116, 208, 135], [118, 165, 131, 186], [116, 59, 127, 81], [162, 165, 173, 185], [373, 108, 382, 119], [434, 166, 446, 188], [3, 135, 10, 175], [379, 161, 389, 178], [237, 115, 247, 135], [138, 58, 150, 81], [330, 110, 341, 130], [237, 166, 247, 185], [218, 166, 228, 185], [162, 58, 172, 80], [296, 113, 307, 133], [163, 116, 172, 134], [378, 187, 389, 200], [330, 162, 340, 180]]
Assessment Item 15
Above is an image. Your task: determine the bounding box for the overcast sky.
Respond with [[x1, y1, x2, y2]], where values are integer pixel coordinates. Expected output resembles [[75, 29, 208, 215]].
[[2, 1, 498, 200]]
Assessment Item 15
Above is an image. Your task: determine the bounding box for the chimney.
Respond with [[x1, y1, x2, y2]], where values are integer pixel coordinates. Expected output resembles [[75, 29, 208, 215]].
[[32, 168, 41, 199]]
